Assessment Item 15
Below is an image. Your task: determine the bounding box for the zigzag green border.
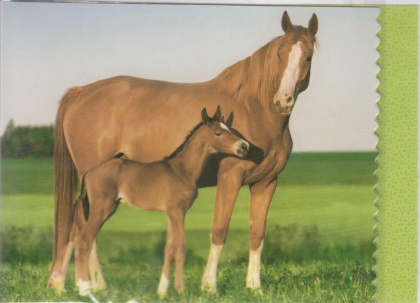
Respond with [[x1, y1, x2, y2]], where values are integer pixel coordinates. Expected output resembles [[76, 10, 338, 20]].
[[374, 6, 418, 303]]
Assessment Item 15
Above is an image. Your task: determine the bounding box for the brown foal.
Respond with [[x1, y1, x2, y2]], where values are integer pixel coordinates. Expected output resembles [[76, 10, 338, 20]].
[[70, 106, 249, 296]]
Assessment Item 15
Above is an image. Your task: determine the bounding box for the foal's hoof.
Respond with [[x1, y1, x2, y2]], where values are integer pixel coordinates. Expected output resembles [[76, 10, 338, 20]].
[[91, 279, 107, 292], [77, 279, 92, 296], [47, 273, 66, 293]]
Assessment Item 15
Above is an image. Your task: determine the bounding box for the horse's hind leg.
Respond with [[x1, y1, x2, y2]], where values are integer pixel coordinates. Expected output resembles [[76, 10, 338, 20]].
[[47, 198, 81, 292], [158, 221, 174, 296]]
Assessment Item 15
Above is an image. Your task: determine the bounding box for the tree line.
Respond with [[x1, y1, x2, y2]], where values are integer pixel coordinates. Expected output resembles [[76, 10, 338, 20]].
[[1, 120, 54, 158]]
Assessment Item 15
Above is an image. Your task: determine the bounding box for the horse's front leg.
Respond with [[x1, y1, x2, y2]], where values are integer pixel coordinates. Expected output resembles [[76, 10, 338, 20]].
[[246, 177, 277, 291], [202, 167, 244, 292]]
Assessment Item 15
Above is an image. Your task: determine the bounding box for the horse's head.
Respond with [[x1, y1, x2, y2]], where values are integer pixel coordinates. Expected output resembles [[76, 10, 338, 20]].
[[273, 11, 318, 115], [201, 106, 249, 158]]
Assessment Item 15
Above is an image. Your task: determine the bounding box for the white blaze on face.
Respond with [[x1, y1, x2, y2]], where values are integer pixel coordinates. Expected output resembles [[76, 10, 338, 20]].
[[277, 41, 303, 107]]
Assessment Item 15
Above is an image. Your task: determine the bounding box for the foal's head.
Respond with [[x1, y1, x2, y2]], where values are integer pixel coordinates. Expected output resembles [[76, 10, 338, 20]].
[[273, 11, 318, 115], [201, 106, 249, 158]]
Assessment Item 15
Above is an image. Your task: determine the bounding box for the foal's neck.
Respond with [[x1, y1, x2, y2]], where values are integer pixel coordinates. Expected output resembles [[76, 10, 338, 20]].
[[167, 128, 212, 185]]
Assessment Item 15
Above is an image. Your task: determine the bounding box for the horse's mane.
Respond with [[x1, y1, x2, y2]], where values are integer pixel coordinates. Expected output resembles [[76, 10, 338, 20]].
[[164, 118, 218, 161], [210, 26, 318, 106]]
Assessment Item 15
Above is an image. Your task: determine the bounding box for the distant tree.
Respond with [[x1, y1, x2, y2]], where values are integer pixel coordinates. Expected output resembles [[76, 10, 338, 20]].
[[1, 120, 54, 158]]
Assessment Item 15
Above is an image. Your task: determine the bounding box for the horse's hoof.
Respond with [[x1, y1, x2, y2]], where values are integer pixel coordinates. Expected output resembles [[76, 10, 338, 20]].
[[157, 273, 169, 297], [201, 278, 217, 293], [247, 286, 263, 295], [157, 290, 167, 298]]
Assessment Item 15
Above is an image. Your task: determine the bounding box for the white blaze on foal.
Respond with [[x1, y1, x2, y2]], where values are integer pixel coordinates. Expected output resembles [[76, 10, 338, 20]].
[[220, 123, 231, 132]]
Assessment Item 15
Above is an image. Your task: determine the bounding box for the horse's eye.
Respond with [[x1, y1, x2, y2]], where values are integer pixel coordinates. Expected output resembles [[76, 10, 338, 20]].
[[306, 56, 312, 62], [277, 52, 281, 60], [216, 132, 222, 137]]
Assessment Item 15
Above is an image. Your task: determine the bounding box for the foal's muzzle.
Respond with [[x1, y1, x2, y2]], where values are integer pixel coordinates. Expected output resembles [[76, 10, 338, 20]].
[[236, 141, 249, 158]]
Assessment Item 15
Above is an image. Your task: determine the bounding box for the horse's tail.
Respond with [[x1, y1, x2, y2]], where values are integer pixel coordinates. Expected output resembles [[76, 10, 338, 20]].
[[50, 87, 82, 277]]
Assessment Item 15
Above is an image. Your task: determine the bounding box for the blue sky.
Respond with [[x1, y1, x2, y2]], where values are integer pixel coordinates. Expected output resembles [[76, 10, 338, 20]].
[[1, 3, 379, 151]]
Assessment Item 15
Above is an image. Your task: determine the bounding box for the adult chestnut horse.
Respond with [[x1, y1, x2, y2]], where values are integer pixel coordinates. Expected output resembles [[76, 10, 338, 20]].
[[48, 11, 318, 293]]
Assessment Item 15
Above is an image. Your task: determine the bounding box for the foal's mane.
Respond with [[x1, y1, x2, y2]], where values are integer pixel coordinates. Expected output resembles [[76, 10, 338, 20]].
[[210, 26, 318, 106], [164, 118, 218, 161]]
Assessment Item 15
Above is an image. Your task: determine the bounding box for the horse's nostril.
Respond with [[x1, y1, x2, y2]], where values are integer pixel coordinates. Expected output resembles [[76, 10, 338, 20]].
[[286, 96, 293, 103], [242, 143, 248, 151]]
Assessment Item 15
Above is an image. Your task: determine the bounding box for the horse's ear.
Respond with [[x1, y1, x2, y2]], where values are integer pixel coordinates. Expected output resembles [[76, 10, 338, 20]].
[[213, 105, 222, 121], [281, 11, 293, 33], [220, 116, 225, 124], [308, 13, 318, 36], [201, 108, 210, 125]]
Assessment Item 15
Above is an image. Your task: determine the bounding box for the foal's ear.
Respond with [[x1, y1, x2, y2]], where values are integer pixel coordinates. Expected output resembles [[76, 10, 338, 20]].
[[281, 11, 293, 33], [201, 108, 210, 125], [213, 105, 222, 121], [226, 112, 234, 128], [308, 13, 318, 36]]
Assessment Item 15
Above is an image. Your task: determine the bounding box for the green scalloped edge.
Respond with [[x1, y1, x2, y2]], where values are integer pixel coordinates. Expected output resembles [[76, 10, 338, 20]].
[[374, 6, 418, 303]]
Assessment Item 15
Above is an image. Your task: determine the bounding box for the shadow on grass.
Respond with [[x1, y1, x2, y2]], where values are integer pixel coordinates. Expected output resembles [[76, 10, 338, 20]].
[[0, 224, 374, 266]]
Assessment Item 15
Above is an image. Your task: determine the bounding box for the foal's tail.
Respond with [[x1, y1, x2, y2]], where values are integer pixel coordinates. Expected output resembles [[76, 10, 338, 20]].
[[49, 87, 82, 277]]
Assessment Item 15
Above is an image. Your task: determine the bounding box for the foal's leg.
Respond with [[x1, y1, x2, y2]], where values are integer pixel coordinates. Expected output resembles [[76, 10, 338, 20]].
[[74, 199, 116, 296], [167, 209, 186, 293], [202, 168, 243, 292], [157, 221, 174, 296], [246, 178, 277, 291], [89, 239, 107, 291]]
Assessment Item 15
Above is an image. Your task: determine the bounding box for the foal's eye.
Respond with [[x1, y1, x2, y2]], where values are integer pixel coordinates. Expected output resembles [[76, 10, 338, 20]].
[[277, 52, 281, 60], [216, 132, 222, 137], [306, 56, 312, 62]]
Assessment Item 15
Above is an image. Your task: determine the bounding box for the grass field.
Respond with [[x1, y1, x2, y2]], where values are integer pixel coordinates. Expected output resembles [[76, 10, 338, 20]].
[[0, 152, 376, 302]]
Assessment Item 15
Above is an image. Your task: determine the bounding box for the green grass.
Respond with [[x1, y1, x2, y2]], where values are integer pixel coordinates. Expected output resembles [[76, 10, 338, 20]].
[[0, 152, 377, 302]]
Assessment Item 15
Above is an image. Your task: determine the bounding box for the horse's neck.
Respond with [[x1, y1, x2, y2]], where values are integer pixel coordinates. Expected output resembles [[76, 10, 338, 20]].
[[209, 39, 280, 110], [167, 131, 211, 184]]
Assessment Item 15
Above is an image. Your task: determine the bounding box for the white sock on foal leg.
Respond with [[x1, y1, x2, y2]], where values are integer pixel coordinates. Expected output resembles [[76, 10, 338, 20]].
[[77, 279, 92, 296], [202, 242, 224, 292], [246, 240, 264, 290]]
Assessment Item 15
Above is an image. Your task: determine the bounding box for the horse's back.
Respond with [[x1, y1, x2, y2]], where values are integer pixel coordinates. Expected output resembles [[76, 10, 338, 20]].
[[63, 76, 227, 176]]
